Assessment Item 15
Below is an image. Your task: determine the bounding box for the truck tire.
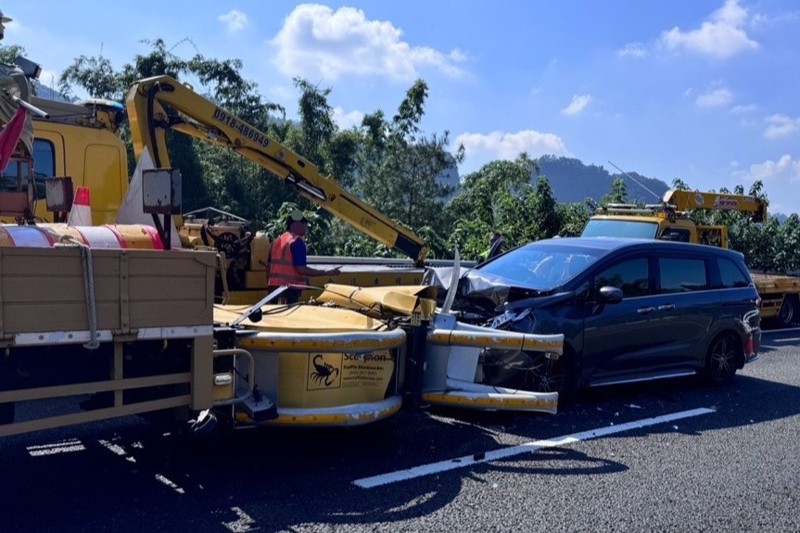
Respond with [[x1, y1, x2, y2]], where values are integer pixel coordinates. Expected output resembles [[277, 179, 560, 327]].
[[776, 296, 799, 328]]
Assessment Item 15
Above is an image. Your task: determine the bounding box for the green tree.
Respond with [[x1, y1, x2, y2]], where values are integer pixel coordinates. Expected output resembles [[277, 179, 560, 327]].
[[58, 39, 287, 221], [557, 201, 593, 236], [0, 44, 26, 68], [446, 155, 534, 259], [358, 80, 462, 258], [600, 177, 628, 205]]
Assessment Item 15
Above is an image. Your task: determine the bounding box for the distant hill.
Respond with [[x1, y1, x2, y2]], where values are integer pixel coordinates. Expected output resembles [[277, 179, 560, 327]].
[[534, 155, 670, 204]]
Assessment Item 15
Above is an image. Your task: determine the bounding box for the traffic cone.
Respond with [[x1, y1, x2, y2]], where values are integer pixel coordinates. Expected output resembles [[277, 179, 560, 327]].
[[67, 186, 92, 226]]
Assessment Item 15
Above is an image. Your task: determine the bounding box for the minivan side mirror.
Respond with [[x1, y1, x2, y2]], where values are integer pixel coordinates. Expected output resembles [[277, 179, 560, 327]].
[[597, 286, 624, 304]]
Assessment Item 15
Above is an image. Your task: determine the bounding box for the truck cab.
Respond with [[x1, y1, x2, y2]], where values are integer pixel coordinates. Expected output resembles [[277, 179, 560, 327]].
[[1, 96, 128, 225], [582, 203, 729, 248]]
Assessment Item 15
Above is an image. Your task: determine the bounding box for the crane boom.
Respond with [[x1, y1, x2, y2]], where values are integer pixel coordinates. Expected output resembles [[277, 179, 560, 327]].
[[125, 75, 428, 264], [661, 189, 767, 222]]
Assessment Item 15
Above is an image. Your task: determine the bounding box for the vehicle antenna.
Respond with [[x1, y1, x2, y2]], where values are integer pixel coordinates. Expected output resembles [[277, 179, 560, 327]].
[[607, 160, 661, 201]]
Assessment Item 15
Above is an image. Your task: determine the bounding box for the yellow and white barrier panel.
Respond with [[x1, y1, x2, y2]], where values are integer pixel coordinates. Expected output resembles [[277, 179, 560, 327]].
[[215, 304, 407, 427], [422, 313, 563, 414]]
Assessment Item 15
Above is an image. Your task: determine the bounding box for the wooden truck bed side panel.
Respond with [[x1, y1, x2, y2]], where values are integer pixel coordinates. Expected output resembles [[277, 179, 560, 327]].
[[0, 247, 216, 336], [750, 272, 800, 295]]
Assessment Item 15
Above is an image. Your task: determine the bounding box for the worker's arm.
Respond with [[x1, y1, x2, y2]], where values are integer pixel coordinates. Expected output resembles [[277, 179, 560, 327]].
[[295, 265, 341, 278], [291, 240, 340, 277]]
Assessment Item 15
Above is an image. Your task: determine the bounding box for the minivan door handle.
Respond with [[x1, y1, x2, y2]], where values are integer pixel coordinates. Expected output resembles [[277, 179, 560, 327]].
[[637, 306, 656, 314], [657, 304, 675, 311]]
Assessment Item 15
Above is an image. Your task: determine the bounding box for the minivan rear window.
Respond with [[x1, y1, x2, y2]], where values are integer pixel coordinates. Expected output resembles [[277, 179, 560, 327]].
[[659, 257, 708, 293], [718, 257, 750, 288]]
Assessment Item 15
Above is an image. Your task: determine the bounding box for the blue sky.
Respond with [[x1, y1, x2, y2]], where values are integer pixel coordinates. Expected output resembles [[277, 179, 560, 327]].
[[5, 1, 800, 213]]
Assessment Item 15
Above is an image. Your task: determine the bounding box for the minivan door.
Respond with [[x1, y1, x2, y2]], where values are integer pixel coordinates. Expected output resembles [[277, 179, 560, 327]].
[[581, 255, 669, 383], [649, 253, 715, 369]]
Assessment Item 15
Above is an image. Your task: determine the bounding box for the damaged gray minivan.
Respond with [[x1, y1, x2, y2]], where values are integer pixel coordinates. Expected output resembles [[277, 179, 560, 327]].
[[424, 237, 761, 404]]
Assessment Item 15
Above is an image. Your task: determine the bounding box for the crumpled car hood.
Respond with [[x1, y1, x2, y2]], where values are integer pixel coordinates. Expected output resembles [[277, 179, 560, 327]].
[[423, 266, 542, 311]]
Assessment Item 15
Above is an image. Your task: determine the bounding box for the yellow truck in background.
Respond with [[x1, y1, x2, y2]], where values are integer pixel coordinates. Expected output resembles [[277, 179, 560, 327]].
[[582, 189, 800, 327]]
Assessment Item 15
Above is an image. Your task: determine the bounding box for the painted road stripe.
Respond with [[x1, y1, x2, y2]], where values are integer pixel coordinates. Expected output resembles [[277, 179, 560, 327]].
[[27, 438, 86, 457], [223, 507, 259, 533], [155, 473, 186, 494], [353, 407, 715, 489]]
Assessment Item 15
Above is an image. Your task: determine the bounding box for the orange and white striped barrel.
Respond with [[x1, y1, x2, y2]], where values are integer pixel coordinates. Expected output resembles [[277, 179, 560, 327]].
[[0, 224, 164, 249], [0, 226, 56, 247]]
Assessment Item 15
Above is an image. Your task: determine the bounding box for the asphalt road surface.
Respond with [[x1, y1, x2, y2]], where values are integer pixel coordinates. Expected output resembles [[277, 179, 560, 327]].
[[1, 328, 799, 533]]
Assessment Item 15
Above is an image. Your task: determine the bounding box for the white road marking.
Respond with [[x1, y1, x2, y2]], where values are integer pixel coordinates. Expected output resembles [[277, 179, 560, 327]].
[[27, 438, 86, 457], [353, 407, 715, 489], [99, 439, 137, 463], [761, 326, 800, 335], [154, 474, 185, 494], [222, 507, 259, 532]]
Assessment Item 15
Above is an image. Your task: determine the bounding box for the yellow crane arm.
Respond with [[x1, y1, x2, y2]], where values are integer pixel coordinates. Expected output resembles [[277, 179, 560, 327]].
[[661, 189, 767, 222], [125, 75, 428, 264]]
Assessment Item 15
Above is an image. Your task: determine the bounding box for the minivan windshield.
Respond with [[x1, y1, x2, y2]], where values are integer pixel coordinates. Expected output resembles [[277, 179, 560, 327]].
[[582, 219, 659, 239], [479, 243, 606, 289]]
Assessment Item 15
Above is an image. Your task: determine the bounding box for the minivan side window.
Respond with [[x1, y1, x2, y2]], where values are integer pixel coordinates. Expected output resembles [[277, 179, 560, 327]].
[[718, 257, 750, 288], [595, 258, 649, 298], [659, 257, 708, 293]]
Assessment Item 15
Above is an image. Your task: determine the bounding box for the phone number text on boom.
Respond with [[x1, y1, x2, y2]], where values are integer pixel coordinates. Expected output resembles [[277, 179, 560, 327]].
[[213, 108, 270, 147]]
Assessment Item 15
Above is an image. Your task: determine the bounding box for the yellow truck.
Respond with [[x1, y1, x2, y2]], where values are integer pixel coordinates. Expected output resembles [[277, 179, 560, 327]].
[[0, 71, 563, 438], [582, 189, 800, 327]]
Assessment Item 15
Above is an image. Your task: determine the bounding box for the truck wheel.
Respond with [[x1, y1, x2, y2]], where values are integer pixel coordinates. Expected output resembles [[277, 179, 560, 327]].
[[776, 296, 798, 328], [702, 332, 740, 387]]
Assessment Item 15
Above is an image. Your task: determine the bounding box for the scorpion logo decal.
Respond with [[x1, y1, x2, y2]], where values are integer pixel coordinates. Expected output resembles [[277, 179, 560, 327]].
[[310, 354, 340, 387]]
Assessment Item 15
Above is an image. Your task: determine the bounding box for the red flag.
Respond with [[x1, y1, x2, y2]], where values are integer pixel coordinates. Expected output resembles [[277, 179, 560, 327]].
[[0, 106, 28, 172]]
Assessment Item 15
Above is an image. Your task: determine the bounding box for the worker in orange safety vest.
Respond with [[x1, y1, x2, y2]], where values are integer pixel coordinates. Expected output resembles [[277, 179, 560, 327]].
[[267, 208, 341, 303]]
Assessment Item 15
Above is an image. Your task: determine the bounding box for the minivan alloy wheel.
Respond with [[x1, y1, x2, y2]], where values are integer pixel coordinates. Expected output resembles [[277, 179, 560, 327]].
[[705, 333, 740, 386]]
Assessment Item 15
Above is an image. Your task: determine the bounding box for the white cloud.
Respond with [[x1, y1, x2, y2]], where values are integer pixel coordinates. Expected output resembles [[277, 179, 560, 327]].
[[219, 10, 248, 33], [741, 155, 800, 184], [562, 94, 592, 116], [332, 107, 365, 130], [696, 88, 733, 108], [618, 42, 647, 58], [735, 155, 800, 213], [764, 114, 800, 140], [660, 0, 758, 59], [730, 104, 757, 114], [271, 4, 466, 81], [455, 130, 568, 162]]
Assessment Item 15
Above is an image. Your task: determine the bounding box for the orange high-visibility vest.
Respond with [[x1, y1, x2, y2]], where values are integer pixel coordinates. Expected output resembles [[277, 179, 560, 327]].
[[267, 232, 307, 287]]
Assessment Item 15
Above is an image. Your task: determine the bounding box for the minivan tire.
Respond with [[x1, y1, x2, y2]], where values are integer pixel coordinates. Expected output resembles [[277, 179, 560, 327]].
[[702, 332, 740, 387]]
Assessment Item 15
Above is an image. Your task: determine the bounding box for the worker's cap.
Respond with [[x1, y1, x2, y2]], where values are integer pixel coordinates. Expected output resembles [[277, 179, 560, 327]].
[[286, 208, 309, 227], [0, 10, 11, 23]]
